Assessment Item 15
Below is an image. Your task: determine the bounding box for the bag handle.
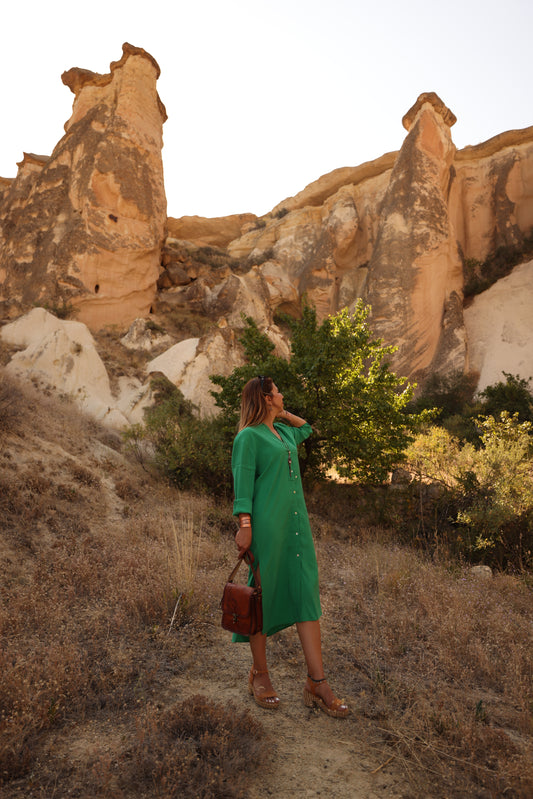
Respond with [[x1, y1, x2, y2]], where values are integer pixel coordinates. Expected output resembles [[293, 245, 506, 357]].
[[227, 550, 261, 590]]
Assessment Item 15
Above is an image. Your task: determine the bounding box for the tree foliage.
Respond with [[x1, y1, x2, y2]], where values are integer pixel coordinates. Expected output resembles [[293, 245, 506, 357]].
[[212, 302, 425, 483], [406, 412, 533, 569], [409, 371, 533, 444], [478, 372, 533, 424]]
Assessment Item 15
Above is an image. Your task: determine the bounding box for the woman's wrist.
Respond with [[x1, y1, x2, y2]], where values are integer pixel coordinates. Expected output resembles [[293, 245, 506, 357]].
[[280, 408, 306, 427]]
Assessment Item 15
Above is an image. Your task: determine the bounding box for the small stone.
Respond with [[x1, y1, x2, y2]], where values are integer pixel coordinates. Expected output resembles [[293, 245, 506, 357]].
[[470, 565, 493, 580]]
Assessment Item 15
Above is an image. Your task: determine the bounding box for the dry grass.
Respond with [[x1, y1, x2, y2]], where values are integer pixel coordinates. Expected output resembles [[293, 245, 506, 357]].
[[166, 510, 204, 597], [0, 371, 262, 796], [115, 696, 265, 798], [315, 537, 533, 797], [0, 374, 24, 437]]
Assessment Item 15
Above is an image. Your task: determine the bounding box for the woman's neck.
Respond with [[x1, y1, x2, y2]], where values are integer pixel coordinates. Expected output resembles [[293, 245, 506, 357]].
[[263, 411, 278, 432]]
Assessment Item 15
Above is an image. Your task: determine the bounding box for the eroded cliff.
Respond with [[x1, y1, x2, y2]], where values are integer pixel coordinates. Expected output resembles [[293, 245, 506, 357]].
[[0, 43, 167, 329], [1, 61, 533, 416]]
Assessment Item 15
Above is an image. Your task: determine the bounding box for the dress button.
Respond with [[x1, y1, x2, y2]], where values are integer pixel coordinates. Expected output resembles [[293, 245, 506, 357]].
[[296, 532, 299, 536], [296, 553, 300, 558], [294, 511, 298, 515]]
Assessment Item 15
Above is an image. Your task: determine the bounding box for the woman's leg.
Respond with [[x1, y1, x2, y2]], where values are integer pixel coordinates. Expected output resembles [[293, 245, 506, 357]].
[[249, 631, 268, 671], [296, 620, 325, 679], [296, 620, 347, 711], [248, 632, 279, 707]]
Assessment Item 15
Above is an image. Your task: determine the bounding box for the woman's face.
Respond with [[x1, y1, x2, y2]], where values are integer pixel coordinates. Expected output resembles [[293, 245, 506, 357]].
[[269, 383, 284, 414]]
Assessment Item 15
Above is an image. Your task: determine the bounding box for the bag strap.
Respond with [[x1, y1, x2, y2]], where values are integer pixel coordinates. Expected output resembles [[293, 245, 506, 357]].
[[227, 550, 261, 590]]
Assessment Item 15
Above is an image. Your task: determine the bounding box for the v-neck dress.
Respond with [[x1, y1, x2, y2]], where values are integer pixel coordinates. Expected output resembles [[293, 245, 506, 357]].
[[231, 421, 322, 642]]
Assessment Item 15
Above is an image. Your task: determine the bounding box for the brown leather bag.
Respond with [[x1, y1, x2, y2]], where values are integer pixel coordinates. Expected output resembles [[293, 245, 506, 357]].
[[220, 551, 263, 636]]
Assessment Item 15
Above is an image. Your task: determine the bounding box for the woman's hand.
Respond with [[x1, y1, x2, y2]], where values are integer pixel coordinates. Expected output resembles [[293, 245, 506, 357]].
[[235, 525, 252, 553]]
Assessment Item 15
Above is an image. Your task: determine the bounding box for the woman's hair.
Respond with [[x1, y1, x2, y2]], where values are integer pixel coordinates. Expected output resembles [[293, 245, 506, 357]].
[[238, 376, 274, 431]]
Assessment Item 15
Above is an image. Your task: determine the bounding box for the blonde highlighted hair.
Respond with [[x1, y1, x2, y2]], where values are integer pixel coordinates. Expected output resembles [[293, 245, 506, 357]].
[[238, 376, 273, 431]]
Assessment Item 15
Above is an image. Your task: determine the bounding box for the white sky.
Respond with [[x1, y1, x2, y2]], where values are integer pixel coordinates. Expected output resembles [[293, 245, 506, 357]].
[[1, 0, 532, 219]]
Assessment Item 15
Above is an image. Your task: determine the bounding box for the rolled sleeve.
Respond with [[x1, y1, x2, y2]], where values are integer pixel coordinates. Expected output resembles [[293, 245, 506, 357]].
[[291, 422, 313, 446], [231, 429, 257, 517]]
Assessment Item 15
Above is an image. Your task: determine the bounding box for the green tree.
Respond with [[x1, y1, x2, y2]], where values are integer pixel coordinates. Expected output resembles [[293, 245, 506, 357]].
[[478, 372, 533, 424], [212, 302, 425, 482]]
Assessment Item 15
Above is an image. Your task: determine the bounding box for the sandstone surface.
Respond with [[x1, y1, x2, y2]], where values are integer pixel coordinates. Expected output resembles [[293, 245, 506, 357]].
[[147, 328, 241, 416], [365, 94, 465, 380], [0, 308, 152, 427], [450, 127, 533, 262], [167, 213, 257, 247], [0, 43, 167, 330], [463, 259, 533, 392]]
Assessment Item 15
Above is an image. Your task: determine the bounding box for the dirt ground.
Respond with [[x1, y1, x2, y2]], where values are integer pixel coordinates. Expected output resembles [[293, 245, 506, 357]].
[[168, 624, 411, 799]]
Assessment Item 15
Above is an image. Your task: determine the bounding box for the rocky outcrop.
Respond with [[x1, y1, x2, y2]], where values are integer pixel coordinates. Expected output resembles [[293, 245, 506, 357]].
[[167, 213, 258, 247], [120, 318, 173, 351], [167, 94, 533, 391], [2, 71, 533, 418], [147, 328, 242, 416], [0, 308, 152, 426], [464, 259, 533, 391], [146, 321, 290, 416], [450, 128, 533, 262], [0, 43, 167, 329], [364, 94, 465, 380]]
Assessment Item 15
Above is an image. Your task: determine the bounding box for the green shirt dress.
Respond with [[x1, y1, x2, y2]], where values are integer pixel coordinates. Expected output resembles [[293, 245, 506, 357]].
[[231, 421, 322, 642]]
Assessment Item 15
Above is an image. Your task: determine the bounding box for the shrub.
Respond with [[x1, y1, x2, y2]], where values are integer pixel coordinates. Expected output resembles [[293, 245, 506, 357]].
[[405, 413, 533, 569], [124, 374, 233, 495], [247, 247, 275, 266], [152, 414, 232, 494], [119, 696, 265, 799], [43, 297, 75, 319], [409, 370, 477, 421], [455, 413, 533, 568], [411, 372, 533, 445], [463, 228, 533, 298]]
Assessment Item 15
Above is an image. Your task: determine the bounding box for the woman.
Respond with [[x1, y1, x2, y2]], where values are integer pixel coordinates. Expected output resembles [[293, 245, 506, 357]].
[[231, 375, 349, 717]]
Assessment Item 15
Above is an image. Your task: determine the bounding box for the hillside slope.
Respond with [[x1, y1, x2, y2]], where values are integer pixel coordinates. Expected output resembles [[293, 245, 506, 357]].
[[0, 372, 532, 798]]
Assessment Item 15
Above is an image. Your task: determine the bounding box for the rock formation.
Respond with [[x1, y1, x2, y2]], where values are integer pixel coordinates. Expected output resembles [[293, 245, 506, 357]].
[[450, 127, 533, 261], [0, 43, 167, 329], [167, 213, 258, 247], [2, 69, 533, 422], [464, 259, 533, 391], [163, 94, 533, 391], [364, 93, 466, 381], [0, 308, 152, 426]]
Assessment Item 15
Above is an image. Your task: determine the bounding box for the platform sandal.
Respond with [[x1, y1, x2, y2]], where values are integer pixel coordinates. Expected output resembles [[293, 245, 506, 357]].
[[248, 667, 280, 710], [303, 674, 349, 718]]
